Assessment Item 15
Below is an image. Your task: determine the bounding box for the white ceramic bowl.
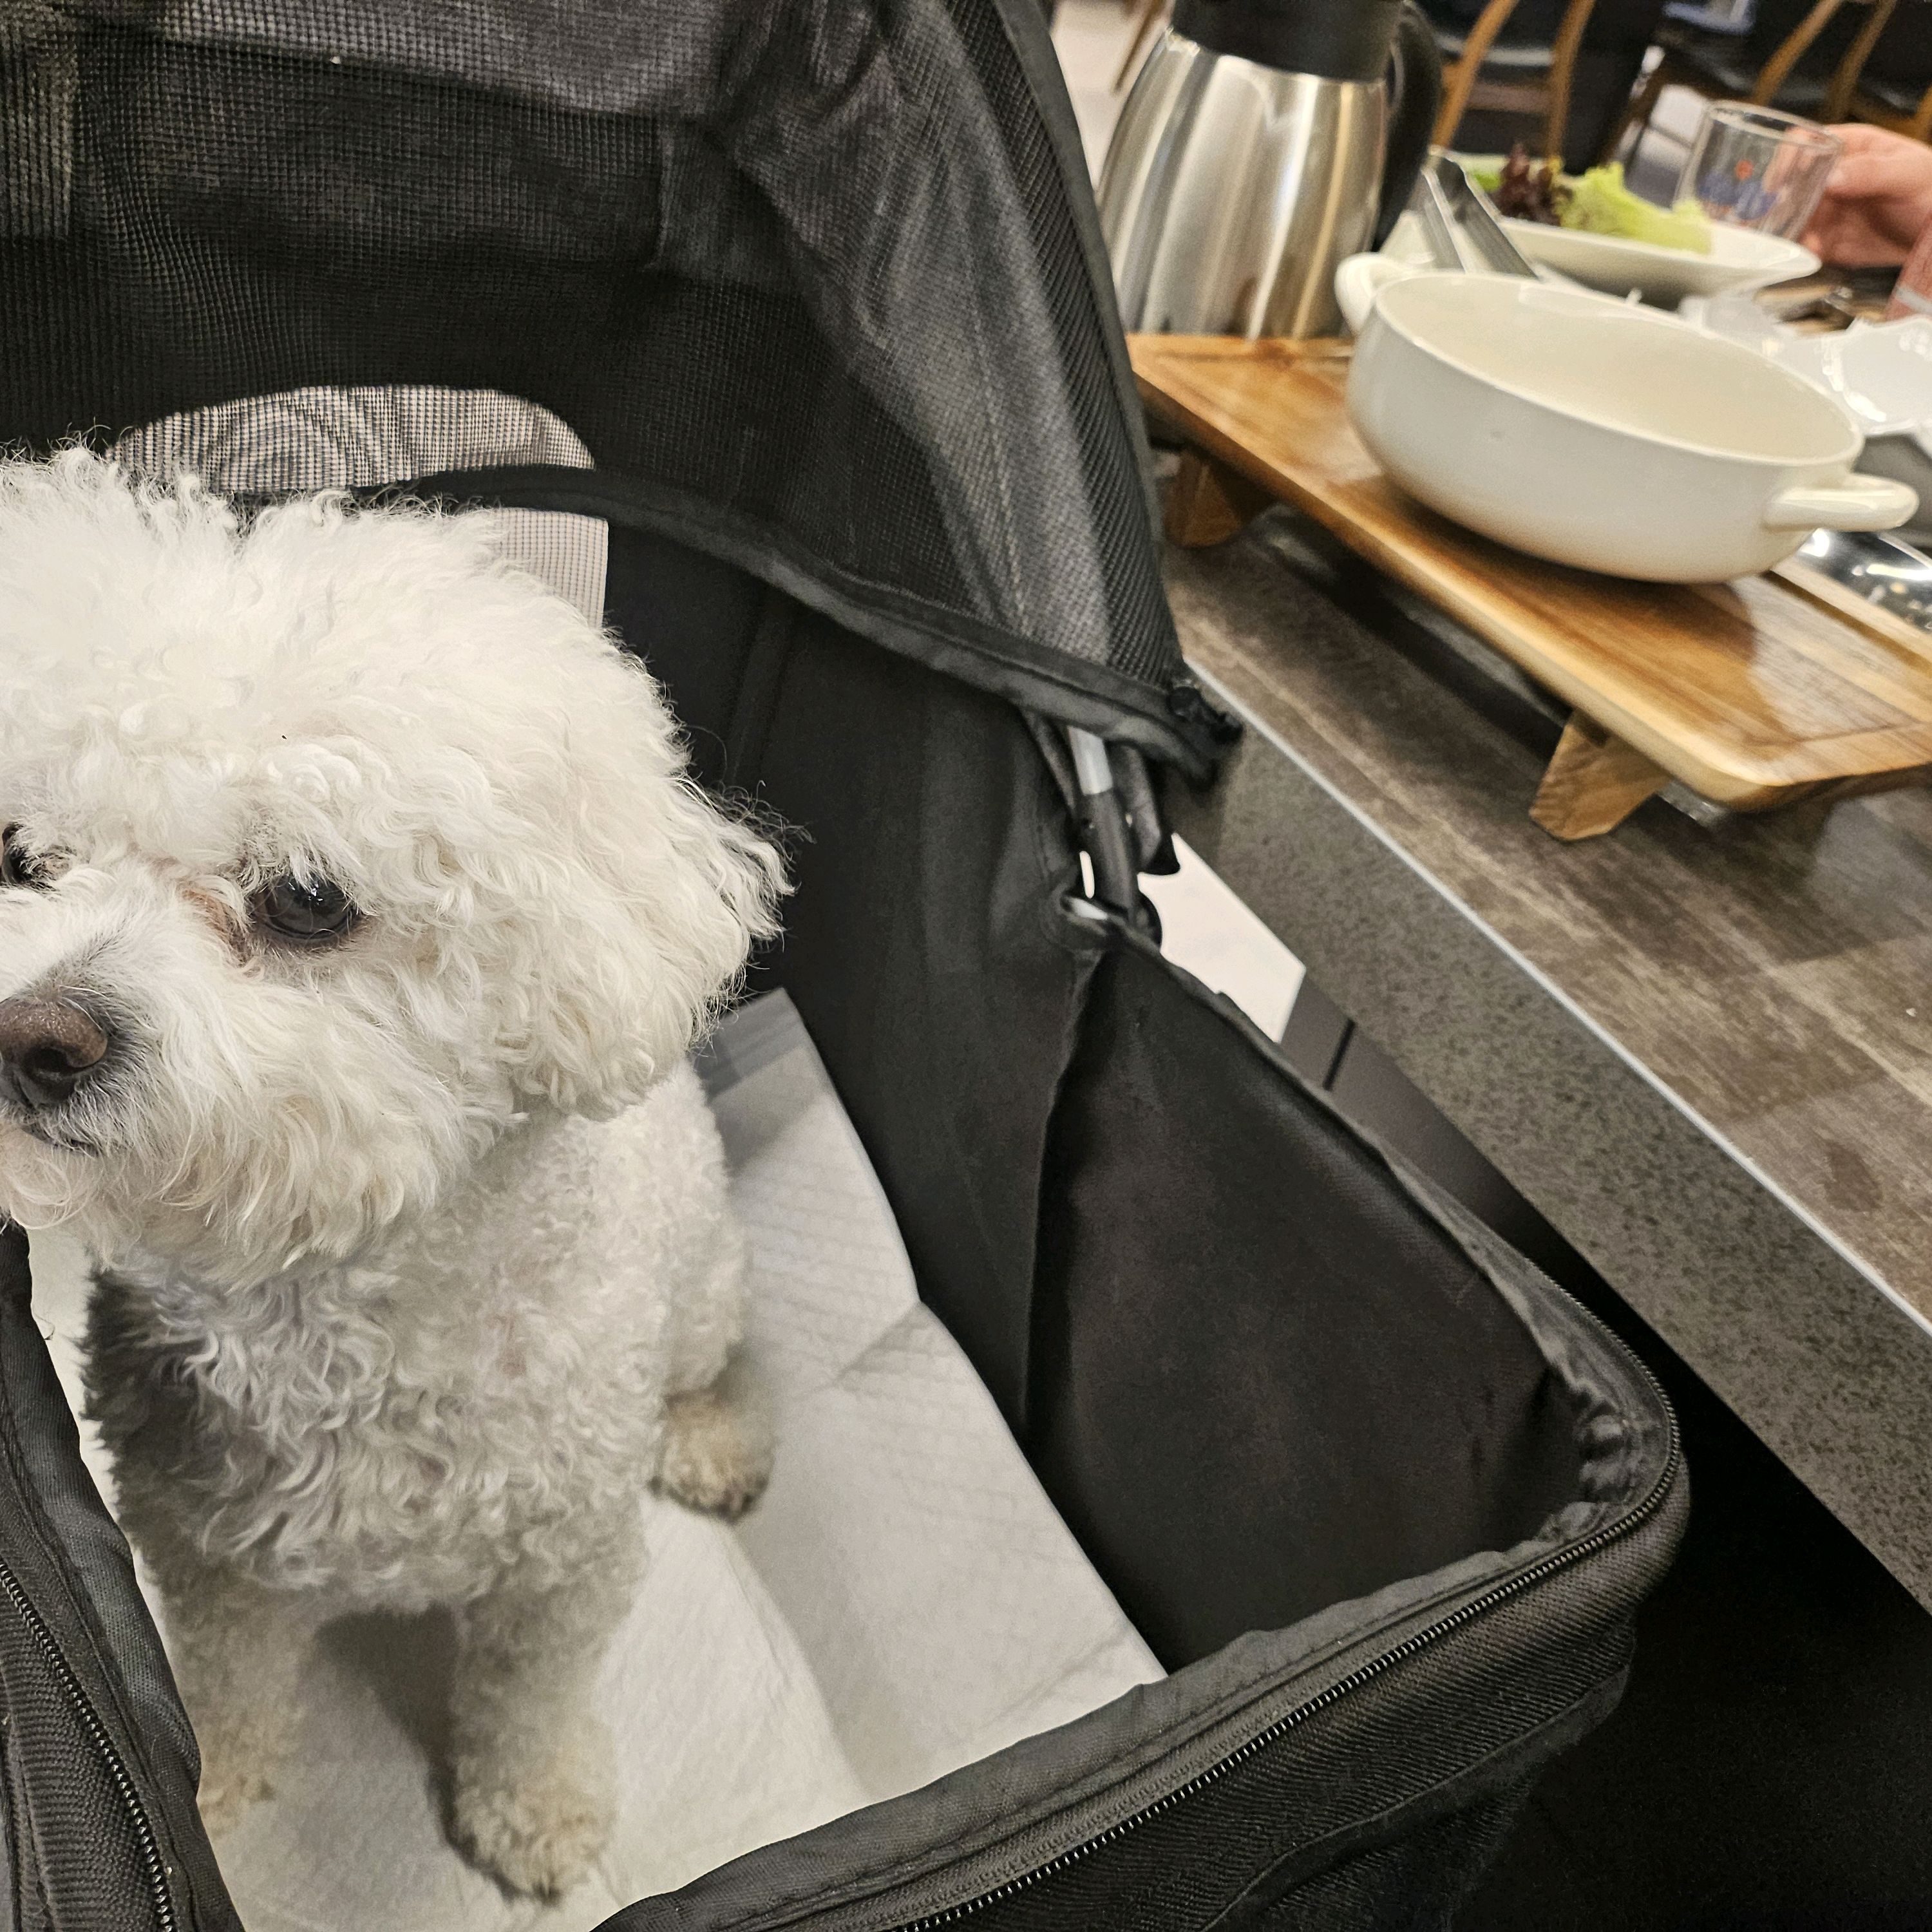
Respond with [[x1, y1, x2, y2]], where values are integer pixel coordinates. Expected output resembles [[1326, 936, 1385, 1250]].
[[1501, 218, 1817, 307], [1333, 258, 1916, 583]]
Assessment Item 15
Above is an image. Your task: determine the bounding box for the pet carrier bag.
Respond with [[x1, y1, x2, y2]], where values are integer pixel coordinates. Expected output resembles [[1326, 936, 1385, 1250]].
[[0, 2, 1686, 1927]]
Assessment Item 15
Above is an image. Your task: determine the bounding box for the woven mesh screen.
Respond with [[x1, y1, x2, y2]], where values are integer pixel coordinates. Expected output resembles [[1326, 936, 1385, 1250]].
[[0, 0, 1219, 769]]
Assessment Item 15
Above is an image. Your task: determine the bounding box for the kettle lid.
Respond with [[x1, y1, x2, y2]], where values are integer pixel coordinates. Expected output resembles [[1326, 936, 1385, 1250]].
[[1171, 0, 1412, 80]]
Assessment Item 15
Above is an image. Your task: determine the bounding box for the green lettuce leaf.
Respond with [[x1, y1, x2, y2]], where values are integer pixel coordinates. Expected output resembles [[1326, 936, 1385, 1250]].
[[1558, 164, 1713, 254]]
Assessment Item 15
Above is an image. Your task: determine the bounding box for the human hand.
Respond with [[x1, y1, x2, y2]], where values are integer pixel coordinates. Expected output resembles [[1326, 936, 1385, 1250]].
[[1803, 124, 1932, 268]]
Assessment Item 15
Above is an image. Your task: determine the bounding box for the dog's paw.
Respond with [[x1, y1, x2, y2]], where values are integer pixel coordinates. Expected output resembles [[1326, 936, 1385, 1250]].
[[196, 1750, 276, 1839], [450, 1736, 614, 1899], [657, 1385, 772, 1520], [192, 1702, 303, 1839]]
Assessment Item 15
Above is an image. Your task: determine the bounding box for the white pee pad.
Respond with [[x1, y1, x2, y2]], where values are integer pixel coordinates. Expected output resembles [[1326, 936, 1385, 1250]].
[[32, 990, 1162, 1929]]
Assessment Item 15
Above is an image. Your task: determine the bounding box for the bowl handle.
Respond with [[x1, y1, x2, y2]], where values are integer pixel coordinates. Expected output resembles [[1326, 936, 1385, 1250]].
[[1334, 254, 1421, 337], [1765, 477, 1919, 533]]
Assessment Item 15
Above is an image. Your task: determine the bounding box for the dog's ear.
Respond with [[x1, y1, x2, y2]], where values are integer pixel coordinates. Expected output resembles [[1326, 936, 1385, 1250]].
[[492, 637, 784, 1117]]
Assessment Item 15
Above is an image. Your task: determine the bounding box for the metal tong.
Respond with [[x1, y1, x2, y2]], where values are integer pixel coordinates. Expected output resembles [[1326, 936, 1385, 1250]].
[[1409, 152, 1582, 285]]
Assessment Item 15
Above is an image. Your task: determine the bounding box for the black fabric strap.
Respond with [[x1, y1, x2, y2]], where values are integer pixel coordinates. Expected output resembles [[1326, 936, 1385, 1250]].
[[347, 466, 1231, 778]]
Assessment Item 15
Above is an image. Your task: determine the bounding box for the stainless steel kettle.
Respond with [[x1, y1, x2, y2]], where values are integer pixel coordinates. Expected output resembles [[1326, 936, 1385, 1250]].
[[1099, 0, 1443, 339]]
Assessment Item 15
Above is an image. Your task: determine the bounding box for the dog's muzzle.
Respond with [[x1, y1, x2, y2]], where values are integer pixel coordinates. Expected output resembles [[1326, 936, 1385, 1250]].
[[0, 996, 111, 1114]]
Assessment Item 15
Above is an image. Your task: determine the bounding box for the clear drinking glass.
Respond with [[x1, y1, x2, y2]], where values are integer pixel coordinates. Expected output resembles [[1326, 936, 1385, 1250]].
[[1676, 102, 1843, 242]]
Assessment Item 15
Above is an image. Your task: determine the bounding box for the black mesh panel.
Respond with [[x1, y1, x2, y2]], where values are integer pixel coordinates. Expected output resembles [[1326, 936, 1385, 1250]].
[[0, 0, 1219, 771]]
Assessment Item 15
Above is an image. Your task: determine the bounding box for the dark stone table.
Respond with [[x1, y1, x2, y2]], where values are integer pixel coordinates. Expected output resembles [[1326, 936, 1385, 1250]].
[[1166, 508, 1932, 1611]]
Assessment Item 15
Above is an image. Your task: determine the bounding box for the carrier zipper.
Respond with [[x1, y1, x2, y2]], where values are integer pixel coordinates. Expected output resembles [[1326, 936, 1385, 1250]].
[[0, 1551, 178, 1931], [893, 1287, 1681, 1932]]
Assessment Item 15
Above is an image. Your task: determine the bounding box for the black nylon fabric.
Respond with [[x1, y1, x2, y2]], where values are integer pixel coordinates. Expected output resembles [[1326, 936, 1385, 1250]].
[[606, 1513, 1676, 1932], [0, 1626, 152, 1932], [602, 524, 1095, 1428], [0, 1229, 241, 1931], [0, 0, 1220, 772], [1242, 1786, 1530, 1931], [1030, 942, 1584, 1666]]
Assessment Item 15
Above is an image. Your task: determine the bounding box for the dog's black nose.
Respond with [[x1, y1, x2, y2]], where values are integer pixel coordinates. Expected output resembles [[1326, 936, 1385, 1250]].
[[0, 998, 109, 1109]]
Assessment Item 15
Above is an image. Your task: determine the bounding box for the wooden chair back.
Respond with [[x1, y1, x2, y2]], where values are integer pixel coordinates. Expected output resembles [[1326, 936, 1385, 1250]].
[[1605, 0, 1897, 162], [1434, 0, 1602, 153]]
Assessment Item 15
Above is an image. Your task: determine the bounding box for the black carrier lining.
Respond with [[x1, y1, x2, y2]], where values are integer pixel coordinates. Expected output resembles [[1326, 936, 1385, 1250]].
[[595, 513, 1607, 1676], [0, 0, 1687, 1919], [1032, 936, 1587, 1665]]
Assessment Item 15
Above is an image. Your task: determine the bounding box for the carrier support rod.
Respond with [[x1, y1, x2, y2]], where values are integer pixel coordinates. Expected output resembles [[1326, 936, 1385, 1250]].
[[1068, 728, 1140, 915]]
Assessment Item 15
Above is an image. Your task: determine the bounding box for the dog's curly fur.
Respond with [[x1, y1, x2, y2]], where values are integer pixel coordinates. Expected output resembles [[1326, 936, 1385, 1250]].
[[0, 451, 784, 1896]]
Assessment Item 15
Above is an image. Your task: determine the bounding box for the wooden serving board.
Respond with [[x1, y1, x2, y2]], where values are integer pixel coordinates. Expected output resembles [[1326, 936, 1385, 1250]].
[[1131, 332, 1932, 838]]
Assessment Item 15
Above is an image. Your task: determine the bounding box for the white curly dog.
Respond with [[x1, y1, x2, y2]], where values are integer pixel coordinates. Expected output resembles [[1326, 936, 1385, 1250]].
[[0, 452, 784, 1897]]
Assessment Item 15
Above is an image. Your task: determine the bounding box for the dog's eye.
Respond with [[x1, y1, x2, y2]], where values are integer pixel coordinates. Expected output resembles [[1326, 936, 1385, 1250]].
[[252, 874, 357, 944], [1, 828, 48, 891]]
